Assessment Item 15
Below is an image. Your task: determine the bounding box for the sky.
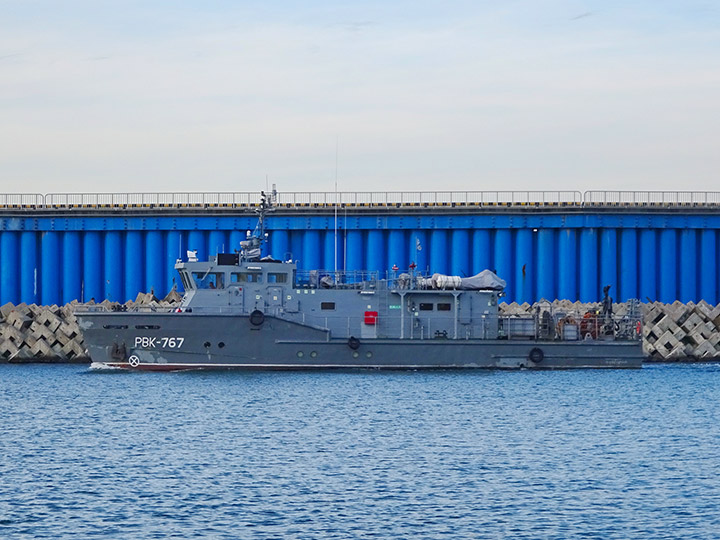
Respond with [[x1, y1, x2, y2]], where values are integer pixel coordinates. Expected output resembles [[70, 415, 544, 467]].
[[1, 1, 719, 195]]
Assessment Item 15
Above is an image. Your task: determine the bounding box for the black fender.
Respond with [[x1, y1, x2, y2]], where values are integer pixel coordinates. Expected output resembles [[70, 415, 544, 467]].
[[528, 347, 544, 364], [249, 310, 265, 326], [348, 336, 360, 350], [110, 342, 126, 360]]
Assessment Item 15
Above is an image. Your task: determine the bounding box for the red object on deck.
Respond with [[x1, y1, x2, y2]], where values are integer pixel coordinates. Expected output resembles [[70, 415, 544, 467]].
[[364, 311, 378, 325]]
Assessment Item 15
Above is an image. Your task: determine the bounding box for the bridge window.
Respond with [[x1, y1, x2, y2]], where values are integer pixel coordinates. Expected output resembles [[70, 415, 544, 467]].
[[192, 272, 224, 289], [419, 303, 433, 311], [268, 272, 287, 283], [179, 271, 193, 290], [437, 303, 452, 311], [321, 302, 336, 310], [232, 272, 262, 283]]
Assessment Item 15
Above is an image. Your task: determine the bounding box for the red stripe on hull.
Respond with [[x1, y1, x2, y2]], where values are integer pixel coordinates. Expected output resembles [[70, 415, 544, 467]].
[[104, 362, 204, 371], [102, 362, 317, 371]]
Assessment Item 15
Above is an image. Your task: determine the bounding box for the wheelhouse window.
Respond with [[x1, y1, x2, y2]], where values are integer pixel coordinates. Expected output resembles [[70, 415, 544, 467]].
[[231, 272, 262, 283], [179, 271, 193, 290], [419, 303, 434, 311], [192, 272, 224, 289], [268, 272, 287, 283], [437, 303, 452, 311], [321, 302, 336, 310]]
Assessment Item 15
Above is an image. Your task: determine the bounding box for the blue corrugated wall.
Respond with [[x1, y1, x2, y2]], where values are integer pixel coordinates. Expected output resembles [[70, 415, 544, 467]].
[[0, 211, 716, 305]]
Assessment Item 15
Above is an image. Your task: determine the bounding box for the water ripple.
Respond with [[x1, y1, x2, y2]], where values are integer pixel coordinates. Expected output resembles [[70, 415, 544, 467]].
[[1, 364, 720, 539]]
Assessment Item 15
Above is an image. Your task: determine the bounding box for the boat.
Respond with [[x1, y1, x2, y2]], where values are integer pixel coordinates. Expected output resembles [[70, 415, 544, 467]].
[[76, 192, 644, 370]]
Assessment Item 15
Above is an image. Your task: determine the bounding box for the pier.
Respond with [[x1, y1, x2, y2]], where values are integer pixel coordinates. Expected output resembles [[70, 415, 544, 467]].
[[1, 190, 719, 306]]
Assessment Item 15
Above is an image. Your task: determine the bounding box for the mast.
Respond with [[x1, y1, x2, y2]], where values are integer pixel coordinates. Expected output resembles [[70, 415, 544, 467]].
[[241, 190, 275, 261], [257, 189, 271, 240]]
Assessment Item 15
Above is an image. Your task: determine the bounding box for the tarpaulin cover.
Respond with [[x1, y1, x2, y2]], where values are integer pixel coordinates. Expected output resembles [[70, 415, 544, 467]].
[[459, 269, 507, 290]]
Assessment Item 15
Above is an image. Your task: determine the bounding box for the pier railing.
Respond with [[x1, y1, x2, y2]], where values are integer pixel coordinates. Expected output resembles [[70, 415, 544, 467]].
[[0, 193, 44, 207], [38, 190, 582, 208], [3, 190, 720, 210], [583, 191, 720, 206]]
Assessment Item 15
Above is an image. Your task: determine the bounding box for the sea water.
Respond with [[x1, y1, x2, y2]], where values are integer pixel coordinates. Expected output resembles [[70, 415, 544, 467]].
[[1, 364, 719, 539]]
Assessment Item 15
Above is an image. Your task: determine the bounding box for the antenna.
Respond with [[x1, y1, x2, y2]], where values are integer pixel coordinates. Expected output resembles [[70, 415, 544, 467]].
[[256, 190, 273, 239], [334, 135, 339, 275]]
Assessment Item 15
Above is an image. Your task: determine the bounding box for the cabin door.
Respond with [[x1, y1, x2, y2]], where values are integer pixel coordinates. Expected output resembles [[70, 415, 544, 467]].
[[458, 296, 472, 324], [228, 286, 244, 307], [266, 287, 283, 314]]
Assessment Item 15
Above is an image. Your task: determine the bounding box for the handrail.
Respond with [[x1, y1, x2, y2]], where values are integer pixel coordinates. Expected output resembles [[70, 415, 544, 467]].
[[0, 193, 44, 207], [583, 191, 720, 205], [4, 190, 720, 209]]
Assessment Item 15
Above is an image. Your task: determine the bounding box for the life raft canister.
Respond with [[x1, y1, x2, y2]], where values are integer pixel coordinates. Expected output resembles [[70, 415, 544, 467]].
[[580, 312, 599, 339], [249, 309, 265, 326], [528, 347, 544, 364]]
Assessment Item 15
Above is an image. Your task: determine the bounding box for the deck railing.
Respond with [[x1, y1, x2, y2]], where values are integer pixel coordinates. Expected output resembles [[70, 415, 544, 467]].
[[76, 303, 641, 342]]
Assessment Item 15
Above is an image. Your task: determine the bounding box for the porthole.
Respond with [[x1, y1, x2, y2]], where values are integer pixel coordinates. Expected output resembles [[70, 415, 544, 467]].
[[204, 341, 211, 348], [352, 352, 359, 358], [366, 351, 373, 358], [297, 351, 304, 358], [310, 351, 317, 358], [218, 342, 225, 349]]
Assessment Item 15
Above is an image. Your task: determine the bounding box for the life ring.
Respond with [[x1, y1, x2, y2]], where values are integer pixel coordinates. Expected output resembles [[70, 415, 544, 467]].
[[348, 336, 360, 350], [528, 347, 544, 364], [249, 310, 265, 326], [128, 355, 140, 367]]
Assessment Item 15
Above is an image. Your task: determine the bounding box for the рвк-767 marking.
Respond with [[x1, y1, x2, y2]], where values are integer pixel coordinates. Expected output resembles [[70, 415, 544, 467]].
[[134, 337, 185, 349]]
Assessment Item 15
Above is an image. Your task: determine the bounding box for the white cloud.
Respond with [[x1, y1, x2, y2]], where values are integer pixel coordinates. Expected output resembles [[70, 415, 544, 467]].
[[1, 1, 719, 194]]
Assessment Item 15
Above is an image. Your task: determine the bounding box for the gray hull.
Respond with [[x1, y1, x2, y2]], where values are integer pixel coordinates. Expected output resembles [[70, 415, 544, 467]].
[[79, 312, 643, 370]]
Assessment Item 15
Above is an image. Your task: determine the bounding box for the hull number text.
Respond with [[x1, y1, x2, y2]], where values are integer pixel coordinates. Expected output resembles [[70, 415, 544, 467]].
[[135, 337, 185, 349]]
